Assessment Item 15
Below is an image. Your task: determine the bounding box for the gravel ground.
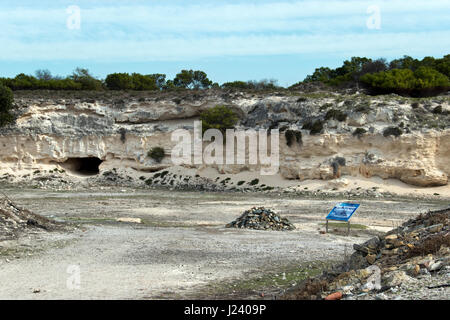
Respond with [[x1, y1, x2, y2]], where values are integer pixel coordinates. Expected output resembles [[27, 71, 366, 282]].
[[0, 187, 448, 300], [0, 224, 357, 299]]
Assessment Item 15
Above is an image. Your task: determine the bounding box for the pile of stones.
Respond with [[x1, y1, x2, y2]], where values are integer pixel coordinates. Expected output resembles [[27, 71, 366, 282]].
[[226, 207, 295, 231], [283, 207, 450, 300], [0, 194, 61, 240], [349, 207, 449, 270]]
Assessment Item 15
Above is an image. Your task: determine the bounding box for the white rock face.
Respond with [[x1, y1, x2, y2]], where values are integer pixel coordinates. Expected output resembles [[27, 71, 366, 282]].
[[0, 92, 448, 187]]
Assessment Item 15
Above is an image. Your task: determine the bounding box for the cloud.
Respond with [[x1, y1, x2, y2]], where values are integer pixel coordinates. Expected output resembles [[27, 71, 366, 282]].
[[1, 1, 449, 34], [1, 31, 449, 62], [0, 0, 448, 62]]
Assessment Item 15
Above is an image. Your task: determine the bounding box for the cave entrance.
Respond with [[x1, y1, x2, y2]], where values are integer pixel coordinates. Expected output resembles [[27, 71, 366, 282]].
[[63, 157, 103, 176]]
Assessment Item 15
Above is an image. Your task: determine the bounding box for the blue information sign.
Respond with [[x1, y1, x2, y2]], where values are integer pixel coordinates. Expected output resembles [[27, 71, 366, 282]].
[[326, 203, 360, 222]]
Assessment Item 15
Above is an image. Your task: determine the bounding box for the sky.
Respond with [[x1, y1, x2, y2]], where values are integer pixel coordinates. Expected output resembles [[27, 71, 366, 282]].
[[0, 0, 449, 87]]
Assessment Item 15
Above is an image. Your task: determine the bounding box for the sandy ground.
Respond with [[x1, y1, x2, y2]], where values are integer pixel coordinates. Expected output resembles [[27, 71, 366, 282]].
[[0, 187, 448, 300], [2, 164, 450, 199]]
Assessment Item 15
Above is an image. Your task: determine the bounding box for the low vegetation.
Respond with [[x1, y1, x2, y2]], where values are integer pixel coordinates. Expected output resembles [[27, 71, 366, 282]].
[[1, 54, 447, 98], [293, 54, 450, 97], [324, 109, 347, 122], [352, 128, 367, 137], [200, 105, 239, 134], [361, 67, 450, 97], [404, 233, 450, 259], [0, 84, 14, 127], [0, 68, 102, 91], [383, 127, 403, 138], [285, 130, 302, 147], [105, 73, 166, 91], [433, 105, 443, 114], [302, 120, 324, 135], [147, 147, 166, 163], [221, 79, 279, 91]]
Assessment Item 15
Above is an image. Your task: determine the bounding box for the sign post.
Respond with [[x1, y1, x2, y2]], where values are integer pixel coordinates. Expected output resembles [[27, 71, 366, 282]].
[[325, 203, 360, 236]]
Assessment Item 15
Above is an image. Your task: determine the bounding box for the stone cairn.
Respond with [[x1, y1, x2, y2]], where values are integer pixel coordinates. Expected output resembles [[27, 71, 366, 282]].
[[226, 207, 295, 231]]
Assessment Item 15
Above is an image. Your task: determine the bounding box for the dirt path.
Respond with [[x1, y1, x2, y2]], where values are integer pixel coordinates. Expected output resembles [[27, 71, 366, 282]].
[[0, 188, 447, 299]]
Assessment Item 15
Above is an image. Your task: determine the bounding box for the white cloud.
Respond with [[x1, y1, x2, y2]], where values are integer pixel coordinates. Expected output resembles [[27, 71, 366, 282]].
[[0, 0, 448, 61], [1, 0, 449, 34], [1, 31, 449, 61]]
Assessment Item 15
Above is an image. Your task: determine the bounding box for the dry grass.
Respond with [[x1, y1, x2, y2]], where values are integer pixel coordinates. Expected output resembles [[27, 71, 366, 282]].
[[404, 233, 450, 258], [283, 278, 329, 300]]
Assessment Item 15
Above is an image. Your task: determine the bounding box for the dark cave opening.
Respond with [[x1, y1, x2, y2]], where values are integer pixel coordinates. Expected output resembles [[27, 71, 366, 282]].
[[63, 157, 103, 175]]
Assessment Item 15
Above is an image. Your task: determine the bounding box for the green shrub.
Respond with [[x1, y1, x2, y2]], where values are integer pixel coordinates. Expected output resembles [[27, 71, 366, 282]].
[[361, 67, 450, 96], [383, 127, 403, 137], [0, 84, 14, 127], [147, 147, 165, 163], [118, 128, 126, 143], [0, 73, 81, 91], [221, 81, 250, 90], [200, 105, 238, 134], [221, 79, 279, 91], [353, 128, 367, 137], [319, 103, 334, 111], [302, 120, 324, 135], [325, 109, 347, 122], [361, 69, 417, 90], [298, 54, 450, 97], [432, 106, 443, 114], [414, 67, 450, 88], [249, 179, 259, 186], [354, 103, 371, 113], [69, 68, 103, 90], [285, 130, 302, 147], [131, 73, 158, 90], [302, 121, 313, 131], [105, 73, 134, 90], [105, 73, 164, 91], [173, 70, 212, 89]]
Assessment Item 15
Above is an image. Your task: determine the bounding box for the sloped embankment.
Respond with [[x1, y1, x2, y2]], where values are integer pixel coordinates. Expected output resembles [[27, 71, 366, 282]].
[[282, 207, 450, 300], [0, 91, 448, 189], [0, 194, 63, 241]]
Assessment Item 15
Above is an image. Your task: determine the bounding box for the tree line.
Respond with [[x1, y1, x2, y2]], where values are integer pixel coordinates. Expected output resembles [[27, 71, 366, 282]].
[[0, 69, 218, 91], [295, 55, 450, 97], [0, 54, 449, 97], [0, 67, 284, 92]]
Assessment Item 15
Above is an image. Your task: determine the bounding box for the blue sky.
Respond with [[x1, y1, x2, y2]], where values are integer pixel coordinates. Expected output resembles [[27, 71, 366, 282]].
[[0, 0, 449, 87]]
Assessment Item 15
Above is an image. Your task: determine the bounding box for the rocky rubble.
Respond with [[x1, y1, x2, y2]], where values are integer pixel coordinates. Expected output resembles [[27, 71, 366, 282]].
[[282, 207, 450, 300], [0, 194, 62, 241], [226, 207, 295, 231]]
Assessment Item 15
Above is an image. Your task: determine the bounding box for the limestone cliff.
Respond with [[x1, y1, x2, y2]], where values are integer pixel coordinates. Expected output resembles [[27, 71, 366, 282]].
[[0, 90, 449, 188]]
